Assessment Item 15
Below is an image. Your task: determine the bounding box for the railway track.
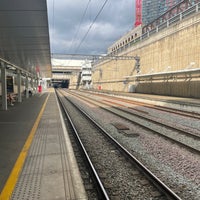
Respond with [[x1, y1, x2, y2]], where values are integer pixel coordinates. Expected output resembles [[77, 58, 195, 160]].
[[73, 90, 200, 128], [65, 89, 200, 154], [82, 90, 200, 120], [56, 89, 182, 200]]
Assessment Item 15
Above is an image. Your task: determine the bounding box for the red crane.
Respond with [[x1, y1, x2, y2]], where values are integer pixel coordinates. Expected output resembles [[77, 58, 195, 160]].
[[134, 0, 142, 27]]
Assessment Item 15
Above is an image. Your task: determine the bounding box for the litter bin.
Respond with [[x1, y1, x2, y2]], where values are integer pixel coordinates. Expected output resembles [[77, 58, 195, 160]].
[[38, 85, 42, 93]]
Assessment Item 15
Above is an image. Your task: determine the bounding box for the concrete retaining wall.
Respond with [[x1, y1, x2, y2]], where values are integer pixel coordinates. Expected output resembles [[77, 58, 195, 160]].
[[92, 12, 200, 98]]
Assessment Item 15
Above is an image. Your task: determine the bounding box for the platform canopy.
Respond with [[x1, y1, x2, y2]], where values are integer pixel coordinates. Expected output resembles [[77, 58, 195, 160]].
[[0, 0, 51, 77]]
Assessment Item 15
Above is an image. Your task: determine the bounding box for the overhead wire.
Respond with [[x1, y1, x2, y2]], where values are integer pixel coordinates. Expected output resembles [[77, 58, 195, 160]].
[[74, 0, 109, 54], [68, 0, 92, 53]]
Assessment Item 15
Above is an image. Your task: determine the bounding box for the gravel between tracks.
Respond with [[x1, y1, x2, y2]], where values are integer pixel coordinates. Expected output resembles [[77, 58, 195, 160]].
[[62, 95, 167, 200], [67, 93, 200, 200]]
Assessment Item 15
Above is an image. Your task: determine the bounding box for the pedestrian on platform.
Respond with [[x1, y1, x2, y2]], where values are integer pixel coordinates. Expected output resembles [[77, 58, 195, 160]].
[[7, 93, 14, 106]]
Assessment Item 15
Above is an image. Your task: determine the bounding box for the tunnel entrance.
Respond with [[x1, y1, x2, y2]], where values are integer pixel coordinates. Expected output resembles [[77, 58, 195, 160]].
[[52, 79, 70, 89]]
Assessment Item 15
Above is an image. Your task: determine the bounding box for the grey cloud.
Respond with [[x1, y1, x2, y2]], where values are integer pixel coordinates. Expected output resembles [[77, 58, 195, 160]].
[[47, 0, 135, 55]]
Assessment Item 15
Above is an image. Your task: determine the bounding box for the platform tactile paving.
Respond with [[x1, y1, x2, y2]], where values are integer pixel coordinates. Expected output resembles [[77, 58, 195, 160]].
[[11, 93, 87, 200]]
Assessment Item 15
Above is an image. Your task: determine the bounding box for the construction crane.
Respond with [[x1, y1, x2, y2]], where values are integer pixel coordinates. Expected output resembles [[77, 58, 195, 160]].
[[134, 0, 142, 27]]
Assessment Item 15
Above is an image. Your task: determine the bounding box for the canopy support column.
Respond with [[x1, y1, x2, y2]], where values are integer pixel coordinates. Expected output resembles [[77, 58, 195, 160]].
[[25, 74, 29, 98], [1, 62, 7, 110], [17, 69, 22, 102]]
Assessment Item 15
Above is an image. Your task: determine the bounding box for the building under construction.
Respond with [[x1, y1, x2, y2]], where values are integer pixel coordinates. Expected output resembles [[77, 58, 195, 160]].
[[137, 0, 182, 26]]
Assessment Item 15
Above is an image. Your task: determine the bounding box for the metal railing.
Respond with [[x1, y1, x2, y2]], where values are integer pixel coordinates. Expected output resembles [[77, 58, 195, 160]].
[[109, 2, 200, 57]]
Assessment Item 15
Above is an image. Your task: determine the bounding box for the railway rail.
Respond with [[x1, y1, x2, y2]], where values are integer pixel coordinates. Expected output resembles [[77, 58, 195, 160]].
[[56, 89, 182, 200], [85, 91, 200, 120], [64, 89, 200, 154]]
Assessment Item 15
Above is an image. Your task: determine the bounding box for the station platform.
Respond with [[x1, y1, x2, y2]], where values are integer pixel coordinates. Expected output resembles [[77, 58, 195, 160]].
[[0, 88, 199, 200], [0, 89, 87, 200]]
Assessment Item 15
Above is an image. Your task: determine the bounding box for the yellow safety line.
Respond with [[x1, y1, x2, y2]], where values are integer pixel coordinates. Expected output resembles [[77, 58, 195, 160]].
[[0, 93, 50, 200]]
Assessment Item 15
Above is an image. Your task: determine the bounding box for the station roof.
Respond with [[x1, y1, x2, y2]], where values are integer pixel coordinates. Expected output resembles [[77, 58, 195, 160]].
[[0, 0, 51, 77]]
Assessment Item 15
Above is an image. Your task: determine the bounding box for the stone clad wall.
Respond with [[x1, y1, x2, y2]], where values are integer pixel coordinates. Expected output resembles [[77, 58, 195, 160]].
[[92, 12, 200, 98]]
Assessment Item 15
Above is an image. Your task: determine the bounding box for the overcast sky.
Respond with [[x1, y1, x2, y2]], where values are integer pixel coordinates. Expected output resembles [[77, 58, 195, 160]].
[[47, 0, 135, 55]]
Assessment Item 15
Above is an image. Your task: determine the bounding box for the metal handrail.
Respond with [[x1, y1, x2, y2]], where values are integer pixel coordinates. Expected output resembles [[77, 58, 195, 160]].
[[109, 2, 200, 56]]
